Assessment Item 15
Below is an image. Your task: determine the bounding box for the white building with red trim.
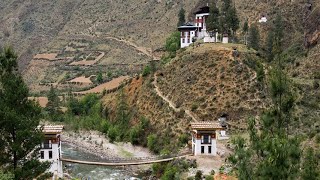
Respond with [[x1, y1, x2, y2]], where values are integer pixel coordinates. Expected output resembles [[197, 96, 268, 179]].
[[39, 125, 64, 178], [178, 5, 226, 48], [191, 122, 223, 156], [178, 23, 198, 48]]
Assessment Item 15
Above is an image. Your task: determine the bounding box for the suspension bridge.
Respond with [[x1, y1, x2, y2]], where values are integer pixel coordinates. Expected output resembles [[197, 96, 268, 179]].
[[60, 153, 192, 166]]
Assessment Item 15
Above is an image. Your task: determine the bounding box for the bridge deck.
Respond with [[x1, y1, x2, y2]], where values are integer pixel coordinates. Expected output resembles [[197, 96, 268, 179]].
[[61, 154, 191, 166]]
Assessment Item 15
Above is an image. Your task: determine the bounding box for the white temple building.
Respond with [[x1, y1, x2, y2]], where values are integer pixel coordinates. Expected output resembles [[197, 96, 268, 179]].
[[39, 125, 64, 179], [178, 5, 228, 48], [191, 122, 223, 156]]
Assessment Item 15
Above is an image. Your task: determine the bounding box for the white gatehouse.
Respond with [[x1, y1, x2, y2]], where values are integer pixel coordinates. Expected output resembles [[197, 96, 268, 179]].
[[191, 122, 223, 156], [39, 125, 64, 178]]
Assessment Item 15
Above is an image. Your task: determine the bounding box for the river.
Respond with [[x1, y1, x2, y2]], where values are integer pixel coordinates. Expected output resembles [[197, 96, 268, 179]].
[[62, 143, 141, 179]]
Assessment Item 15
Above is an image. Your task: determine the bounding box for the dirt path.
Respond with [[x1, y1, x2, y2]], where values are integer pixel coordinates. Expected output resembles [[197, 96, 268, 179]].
[[153, 74, 198, 122], [104, 36, 160, 60]]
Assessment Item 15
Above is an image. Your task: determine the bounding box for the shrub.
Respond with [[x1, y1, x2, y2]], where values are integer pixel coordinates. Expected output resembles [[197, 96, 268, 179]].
[[195, 170, 203, 180], [142, 65, 151, 77], [129, 126, 140, 145], [147, 134, 159, 153], [100, 120, 110, 134], [315, 134, 320, 144], [152, 163, 167, 177], [165, 31, 180, 53], [191, 103, 198, 111], [108, 126, 118, 143], [205, 175, 214, 180], [313, 80, 319, 89], [96, 72, 103, 83], [161, 167, 178, 180], [210, 169, 215, 175], [178, 134, 189, 146], [219, 166, 225, 174]]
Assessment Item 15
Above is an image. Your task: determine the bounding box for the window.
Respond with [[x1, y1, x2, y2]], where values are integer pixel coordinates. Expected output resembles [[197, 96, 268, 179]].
[[49, 151, 52, 159], [202, 135, 210, 144], [182, 39, 185, 43], [201, 146, 204, 154], [40, 151, 44, 159], [187, 38, 190, 43], [208, 146, 212, 154], [43, 139, 52, 149]]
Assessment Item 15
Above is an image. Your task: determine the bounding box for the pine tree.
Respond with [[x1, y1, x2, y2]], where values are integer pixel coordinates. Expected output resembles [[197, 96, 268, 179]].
[[206, 1, 220, 33], [115, 89, 130, 127], [227, 5, 239, 39], [0, 47, 51, 179], [220, 0, 239, 37], [266, 30, 274, 62], [247, 25, 260, 50], [177, 7, 186, 27], [242, 20, 249, 44], [273, 12, 284, 55], [301, 148, 320, 180], [229, 17, 302, 177], [222, 0, 232, 13], [96, 71, 103, 83], [46, 86, 61, 121]]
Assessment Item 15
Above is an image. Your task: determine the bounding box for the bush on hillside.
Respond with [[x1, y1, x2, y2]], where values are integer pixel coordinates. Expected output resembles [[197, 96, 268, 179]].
[[108, 126, 118, 143], [147, 134, 159, 153], [142, 65, 151, 77], [195, 170, 203, 180], [165, 31, 180, 53], [178, 133, 189, 146]]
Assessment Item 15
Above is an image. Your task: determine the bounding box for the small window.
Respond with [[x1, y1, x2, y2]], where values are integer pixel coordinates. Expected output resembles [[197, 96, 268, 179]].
[[187, 39, 190, 43], [182, 39, 185, 43], [40, 151, 44, 159], [203, 135, 209, 144], [201, 146, 204, 154], [208, 146, 212, 154], [49, 151, 52, 159]]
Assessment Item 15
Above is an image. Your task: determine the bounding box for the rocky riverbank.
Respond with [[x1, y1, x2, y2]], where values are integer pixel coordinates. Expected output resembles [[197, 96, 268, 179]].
[[61, 130, 154, 178], [62, 130, 153, 160]]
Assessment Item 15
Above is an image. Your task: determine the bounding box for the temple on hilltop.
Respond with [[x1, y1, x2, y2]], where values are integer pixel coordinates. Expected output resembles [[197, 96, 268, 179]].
[[178, 5, 228, 48], [190, 121, 224, 156], [39, 125, 64, 178]]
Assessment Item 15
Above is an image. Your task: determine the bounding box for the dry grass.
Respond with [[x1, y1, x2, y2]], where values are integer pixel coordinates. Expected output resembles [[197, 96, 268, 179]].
[[158, 43, 264, 128]]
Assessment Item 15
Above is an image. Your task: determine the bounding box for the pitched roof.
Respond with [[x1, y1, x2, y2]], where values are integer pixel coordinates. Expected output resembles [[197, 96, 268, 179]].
[[191, 121, 223, 130], [195, 6, 210, 14], [178, 22, 199, 30], [42, 125, 64, 134]]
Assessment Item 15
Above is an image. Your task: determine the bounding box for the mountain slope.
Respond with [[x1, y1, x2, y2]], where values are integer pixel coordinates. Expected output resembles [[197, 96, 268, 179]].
[[0, 0, 198, 69]]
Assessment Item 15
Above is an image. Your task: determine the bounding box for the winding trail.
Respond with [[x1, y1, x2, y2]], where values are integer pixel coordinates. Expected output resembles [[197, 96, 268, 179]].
[[104, 36, 160, 60], [152, 74, 198, 122]]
